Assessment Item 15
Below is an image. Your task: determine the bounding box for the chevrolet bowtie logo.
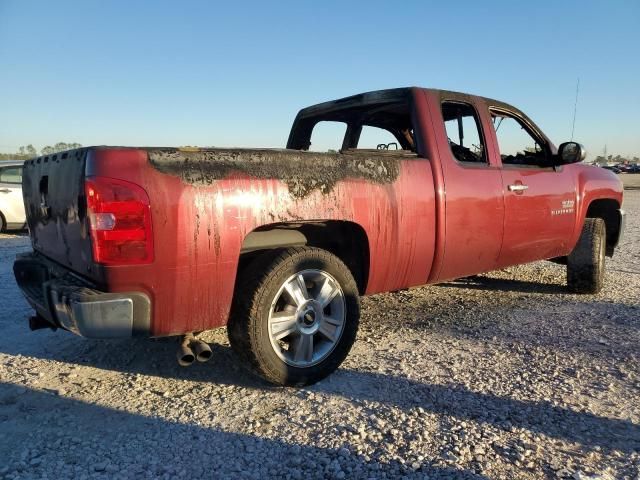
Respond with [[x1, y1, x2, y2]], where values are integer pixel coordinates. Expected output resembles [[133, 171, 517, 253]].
[[39, 196, 51, 218]]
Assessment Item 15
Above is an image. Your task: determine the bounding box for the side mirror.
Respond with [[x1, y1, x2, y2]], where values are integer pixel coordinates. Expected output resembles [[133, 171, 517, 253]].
[[556, 142, 586, 165]]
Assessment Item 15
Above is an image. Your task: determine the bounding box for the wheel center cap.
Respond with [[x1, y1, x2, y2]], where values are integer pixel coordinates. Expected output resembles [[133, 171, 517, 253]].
[[298, 300, 321, 330], [302, 310, 316, 325]]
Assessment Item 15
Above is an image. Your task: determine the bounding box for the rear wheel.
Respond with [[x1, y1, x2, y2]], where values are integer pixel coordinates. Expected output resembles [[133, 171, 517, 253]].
[[0, 213, 6, 232], [228, 247, 360, 386], [567, 218, 606, 294]]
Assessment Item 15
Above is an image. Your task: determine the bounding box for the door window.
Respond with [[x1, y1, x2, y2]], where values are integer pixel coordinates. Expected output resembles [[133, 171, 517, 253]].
[[442, 102, 487, 164], [491, 112, 548, 167], [0, 166, 22, 184]]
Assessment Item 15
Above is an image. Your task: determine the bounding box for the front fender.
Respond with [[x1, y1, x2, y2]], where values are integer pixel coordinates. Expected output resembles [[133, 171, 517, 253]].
[[571, 164, 623, 252]]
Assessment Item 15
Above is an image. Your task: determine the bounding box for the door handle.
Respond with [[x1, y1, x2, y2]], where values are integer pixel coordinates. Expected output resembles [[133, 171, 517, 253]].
[[508, 184, 529, 192], [0, 188, 11, 193]]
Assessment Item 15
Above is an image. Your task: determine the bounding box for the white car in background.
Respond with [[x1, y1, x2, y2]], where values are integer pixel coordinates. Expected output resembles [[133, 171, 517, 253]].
[[0, 160, 26, 231]]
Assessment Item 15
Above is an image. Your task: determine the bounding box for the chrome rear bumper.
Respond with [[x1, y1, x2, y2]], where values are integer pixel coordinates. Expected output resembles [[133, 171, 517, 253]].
[[13, 253, 150, 338]]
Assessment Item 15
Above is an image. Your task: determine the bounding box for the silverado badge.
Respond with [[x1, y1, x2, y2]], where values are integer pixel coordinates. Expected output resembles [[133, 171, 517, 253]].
[[551, 199, 575, 216]]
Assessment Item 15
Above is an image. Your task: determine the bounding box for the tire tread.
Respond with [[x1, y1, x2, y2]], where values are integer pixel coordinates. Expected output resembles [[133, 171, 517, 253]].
[[567, 218, 606, 294]]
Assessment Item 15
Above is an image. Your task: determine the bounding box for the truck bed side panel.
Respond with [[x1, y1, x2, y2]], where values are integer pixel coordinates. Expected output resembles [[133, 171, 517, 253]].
[[91, 148, 436, 336]]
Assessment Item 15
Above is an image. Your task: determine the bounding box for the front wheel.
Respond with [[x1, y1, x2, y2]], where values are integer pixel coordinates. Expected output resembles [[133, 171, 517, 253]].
[[567, 218, 606, 294], [228, 247, 360, 386]]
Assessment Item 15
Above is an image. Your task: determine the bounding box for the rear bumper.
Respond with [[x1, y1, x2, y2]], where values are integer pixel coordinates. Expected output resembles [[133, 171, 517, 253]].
[[13, 252, 150, 338]]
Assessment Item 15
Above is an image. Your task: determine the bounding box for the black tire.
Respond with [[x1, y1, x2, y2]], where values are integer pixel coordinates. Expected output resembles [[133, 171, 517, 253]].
[[0, 212, 6, 233], [228, 247, 360, 386], [567, 218, 606, 294]]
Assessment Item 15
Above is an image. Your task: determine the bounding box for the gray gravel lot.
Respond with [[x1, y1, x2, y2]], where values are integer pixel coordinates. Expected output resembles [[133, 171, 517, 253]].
[[0, 192, 638, 480], [622, 174, 640, 190]]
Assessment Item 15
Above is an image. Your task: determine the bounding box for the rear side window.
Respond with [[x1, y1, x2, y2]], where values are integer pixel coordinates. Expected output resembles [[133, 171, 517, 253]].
[[0, 166, 22, 184], [442, 102, 486, 164], [308, 121, 347, 152], [357, 126, 401, 150]]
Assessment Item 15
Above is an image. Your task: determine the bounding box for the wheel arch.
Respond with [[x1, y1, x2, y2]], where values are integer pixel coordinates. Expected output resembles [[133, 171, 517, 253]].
[[237, 221, 370, 295], [585, 198, 622, 256]]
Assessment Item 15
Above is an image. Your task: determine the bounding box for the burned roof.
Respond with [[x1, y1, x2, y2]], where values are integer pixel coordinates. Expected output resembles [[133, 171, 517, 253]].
[[288, 87, 550, 151]]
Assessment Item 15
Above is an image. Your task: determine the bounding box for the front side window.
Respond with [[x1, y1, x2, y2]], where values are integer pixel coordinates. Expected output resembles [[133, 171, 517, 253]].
[[0, 166, 22, 184], [442, 102, 486, 164], [491, 111, 548, 167]]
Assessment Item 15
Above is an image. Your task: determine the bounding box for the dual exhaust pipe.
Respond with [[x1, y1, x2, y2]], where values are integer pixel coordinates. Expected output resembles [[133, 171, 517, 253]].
[[177, 334, 212, 366]]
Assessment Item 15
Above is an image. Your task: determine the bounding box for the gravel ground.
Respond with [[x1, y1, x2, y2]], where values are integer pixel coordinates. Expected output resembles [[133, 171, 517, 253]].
[[0, 193, 638, 480], [622, 175, 640, 190]]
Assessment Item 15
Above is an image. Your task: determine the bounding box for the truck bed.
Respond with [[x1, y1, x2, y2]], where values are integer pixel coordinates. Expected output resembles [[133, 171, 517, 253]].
[[20, 146, 435, 335]]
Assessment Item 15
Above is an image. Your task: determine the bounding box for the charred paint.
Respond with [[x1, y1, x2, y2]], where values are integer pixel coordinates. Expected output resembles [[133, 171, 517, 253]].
[[148, 148, 403, 198], [21, 149, 97, 272]]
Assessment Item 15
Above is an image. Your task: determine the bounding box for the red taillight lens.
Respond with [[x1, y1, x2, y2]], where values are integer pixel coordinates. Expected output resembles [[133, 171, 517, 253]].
[[85, 176, 154, 265]]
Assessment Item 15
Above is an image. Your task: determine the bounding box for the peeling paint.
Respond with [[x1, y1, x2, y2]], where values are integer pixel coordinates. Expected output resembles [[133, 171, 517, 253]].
[[148, 148, 403, 198]]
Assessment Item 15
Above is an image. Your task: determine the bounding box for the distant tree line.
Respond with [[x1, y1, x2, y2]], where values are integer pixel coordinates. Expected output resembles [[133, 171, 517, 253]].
[[0, 142, 83, 160]]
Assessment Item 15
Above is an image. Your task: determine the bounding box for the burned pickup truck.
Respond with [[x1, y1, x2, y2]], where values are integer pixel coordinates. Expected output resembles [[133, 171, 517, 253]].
[[14, 88, 624, 385]]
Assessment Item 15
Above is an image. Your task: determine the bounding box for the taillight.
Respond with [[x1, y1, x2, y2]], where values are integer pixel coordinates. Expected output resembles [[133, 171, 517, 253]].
[[85, 176, 154, 265]]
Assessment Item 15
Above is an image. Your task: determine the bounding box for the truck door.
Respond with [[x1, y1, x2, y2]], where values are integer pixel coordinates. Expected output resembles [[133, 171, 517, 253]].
[[488, 108, 577, 268], [429, 97, 505, 282]]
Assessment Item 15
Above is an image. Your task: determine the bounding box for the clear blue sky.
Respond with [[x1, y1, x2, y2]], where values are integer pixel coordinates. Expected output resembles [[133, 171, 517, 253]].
[[1, 0, 638, 157]]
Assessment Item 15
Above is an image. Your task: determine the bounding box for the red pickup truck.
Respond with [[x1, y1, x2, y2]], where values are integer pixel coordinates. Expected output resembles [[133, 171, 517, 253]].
[[14, 88, 625, 385]]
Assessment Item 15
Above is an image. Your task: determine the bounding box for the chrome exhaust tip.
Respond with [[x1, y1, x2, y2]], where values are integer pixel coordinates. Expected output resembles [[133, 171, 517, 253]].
[[177, 335, 196, 367], [177, 344, 195, 366], [192, 339, 213, 363]]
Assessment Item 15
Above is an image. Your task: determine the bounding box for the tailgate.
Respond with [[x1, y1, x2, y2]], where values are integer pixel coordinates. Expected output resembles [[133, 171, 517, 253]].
[[22, 148, 97, 278]]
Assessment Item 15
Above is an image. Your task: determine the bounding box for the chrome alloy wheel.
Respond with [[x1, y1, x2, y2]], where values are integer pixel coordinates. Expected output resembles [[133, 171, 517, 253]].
[[268, 269, 346, 367]]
